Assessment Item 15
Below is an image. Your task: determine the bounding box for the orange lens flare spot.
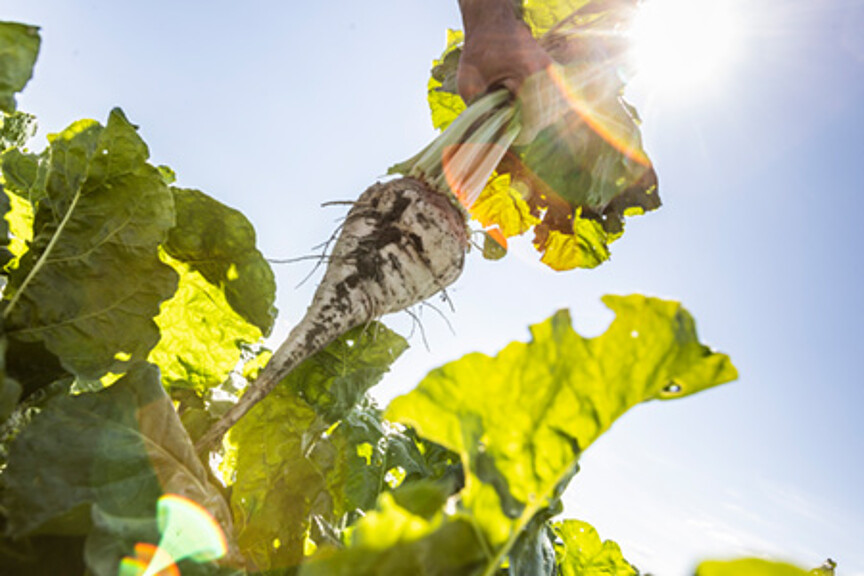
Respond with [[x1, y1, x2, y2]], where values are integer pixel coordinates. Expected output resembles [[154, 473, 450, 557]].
[[120, 543, 180, 576], [133, 543, 159, 564]]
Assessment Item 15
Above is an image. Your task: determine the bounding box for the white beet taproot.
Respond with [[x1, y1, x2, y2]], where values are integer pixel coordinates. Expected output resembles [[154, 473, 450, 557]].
[[195, 177, 469, 452], [196, 91, 519, 452]]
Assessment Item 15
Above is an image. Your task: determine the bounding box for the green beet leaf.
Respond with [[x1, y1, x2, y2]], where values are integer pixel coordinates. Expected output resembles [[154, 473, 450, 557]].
[[163, 187, 276, 335], [287, 322, 409, 422], [0, 183, 11, 271], [387, 295, 737, 559], [225, 324, 409, 571], [0, 146, 45, 202], [510, 0, 658, 269], [509, 514, 558, 576], [1, 362, 234, 546], [225, 379, 324, 570], [0, 22, 41, 114], [157, 164, 177, 185], [0, 110, 37, 152], [300, 493, 487, 576], [0, 534, 87, 575], [3, 336, 67, 400], [695, 559, 816, 576], [0, 329, 21, 422], [0, 109, 178, 380], [517, 110, 657, 230], [553, 519, 636, 576], [325, 404, 451, 519]]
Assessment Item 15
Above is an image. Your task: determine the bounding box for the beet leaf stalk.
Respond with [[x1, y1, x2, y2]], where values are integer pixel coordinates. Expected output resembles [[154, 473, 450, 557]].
[[391, 89, 519, 208], [195, 90, 521, 453]]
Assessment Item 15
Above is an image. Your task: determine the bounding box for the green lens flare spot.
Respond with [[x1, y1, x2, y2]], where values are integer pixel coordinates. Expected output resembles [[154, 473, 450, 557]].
[[120, 494, 228, 576]]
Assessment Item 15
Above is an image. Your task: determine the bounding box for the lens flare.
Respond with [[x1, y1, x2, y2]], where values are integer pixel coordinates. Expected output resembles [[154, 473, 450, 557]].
[[545, 64, 651, 166], [119, 494, 228, 576], [119, 544, 181, 576]]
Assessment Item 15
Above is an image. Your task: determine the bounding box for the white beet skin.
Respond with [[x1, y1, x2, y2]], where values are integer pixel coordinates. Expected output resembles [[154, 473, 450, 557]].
[[196, 177, 469, 452]]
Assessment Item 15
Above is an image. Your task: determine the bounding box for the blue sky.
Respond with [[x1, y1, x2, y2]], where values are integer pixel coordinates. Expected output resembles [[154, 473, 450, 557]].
[[5, 0, 864, 573]]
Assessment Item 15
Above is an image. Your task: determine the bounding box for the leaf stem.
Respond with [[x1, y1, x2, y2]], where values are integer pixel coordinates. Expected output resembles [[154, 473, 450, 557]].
[[3, 187, 83, 320], [478, 466, 574, 576]]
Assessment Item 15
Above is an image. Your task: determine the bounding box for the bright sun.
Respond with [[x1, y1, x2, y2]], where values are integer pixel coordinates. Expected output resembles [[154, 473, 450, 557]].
[[630, 0, 741, 96]]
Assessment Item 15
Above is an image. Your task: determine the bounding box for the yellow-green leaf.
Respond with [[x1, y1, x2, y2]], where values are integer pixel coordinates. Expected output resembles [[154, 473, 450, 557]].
[[554, 519, 636, 576], [427, 29, 466, 132], [148, 251, 262, 393], [387, 296, 737, 544], [300, 493, 486, 576], [428, 83, 466, 133], [537, 217, 610, 271], [471, 173, 539, 238]]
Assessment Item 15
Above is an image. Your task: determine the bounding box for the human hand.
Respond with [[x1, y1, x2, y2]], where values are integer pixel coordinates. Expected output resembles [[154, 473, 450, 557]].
[[457, 0, 567, 145], [457, 0, 552, 102]]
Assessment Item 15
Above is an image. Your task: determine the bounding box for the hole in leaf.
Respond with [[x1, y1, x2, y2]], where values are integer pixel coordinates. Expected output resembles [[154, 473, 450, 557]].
[[553, 535, 564, 547], [303, 534, 317, 557], [663, 382, 683, 394], [322, 421, 340, 439], [356, 443, 374, 466], [226, 263, 239, 281], [384, 466, 407, 489]]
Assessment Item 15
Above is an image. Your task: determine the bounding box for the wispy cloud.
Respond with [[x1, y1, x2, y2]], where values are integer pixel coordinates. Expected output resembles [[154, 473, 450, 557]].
[[564, 445, 863, 574]]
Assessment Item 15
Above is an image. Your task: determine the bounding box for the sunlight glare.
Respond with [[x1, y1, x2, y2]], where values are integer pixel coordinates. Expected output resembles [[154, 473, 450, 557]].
[[630, 0, 741, 96]]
